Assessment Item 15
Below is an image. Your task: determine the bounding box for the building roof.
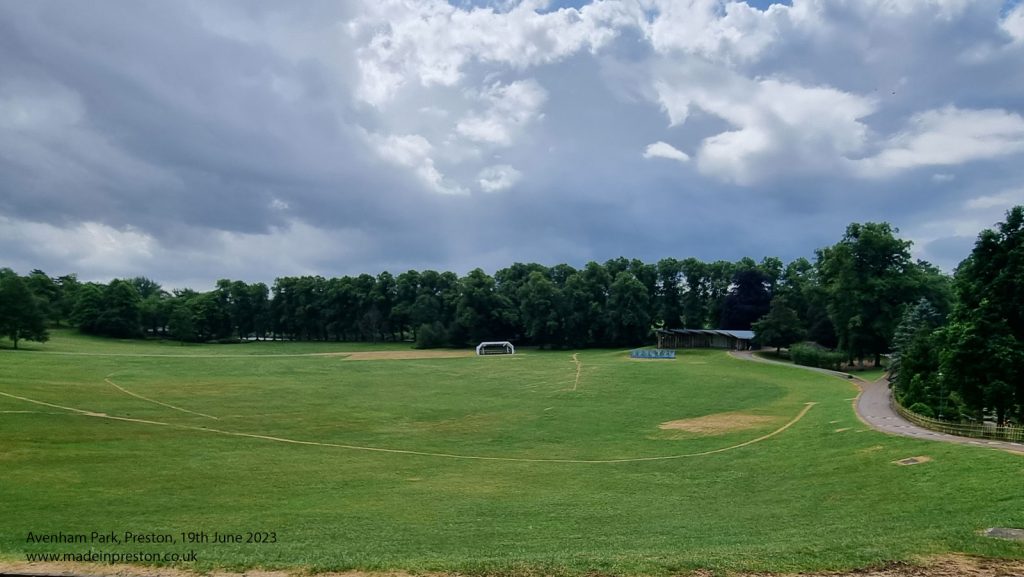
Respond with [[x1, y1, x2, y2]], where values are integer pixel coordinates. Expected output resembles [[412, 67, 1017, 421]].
[[657, 328, 756, 340]]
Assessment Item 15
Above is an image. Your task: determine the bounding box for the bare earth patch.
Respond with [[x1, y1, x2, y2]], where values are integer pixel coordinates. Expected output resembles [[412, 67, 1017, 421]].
[[894, 455, 933, 466], [4, 555, 1024, 577], [659, 412, 776, 434], [317, 350, 475, 361]]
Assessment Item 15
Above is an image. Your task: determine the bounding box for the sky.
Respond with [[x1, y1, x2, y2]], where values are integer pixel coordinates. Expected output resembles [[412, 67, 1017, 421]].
[[2, 0, 1024, 290]]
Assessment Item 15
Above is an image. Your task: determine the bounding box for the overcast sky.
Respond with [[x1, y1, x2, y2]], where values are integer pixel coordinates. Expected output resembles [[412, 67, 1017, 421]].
[[2, 0, 1024, 290]]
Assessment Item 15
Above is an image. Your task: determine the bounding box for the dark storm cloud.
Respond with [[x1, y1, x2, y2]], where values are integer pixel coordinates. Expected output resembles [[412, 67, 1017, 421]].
[[2, 0, 1024, 287]]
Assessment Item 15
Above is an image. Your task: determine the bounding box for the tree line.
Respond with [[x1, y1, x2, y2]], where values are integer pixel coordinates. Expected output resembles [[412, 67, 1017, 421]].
[[890, 207, 1024, 426], [2, 213, 1021, 426]]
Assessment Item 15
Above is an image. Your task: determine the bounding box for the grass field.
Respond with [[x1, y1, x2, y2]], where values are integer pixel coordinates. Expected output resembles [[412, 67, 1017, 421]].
[[1, 331, 1022, 575]]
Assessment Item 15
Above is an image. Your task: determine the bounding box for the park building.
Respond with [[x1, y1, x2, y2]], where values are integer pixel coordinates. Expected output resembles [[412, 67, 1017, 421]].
[[655, 329, 757, 351]]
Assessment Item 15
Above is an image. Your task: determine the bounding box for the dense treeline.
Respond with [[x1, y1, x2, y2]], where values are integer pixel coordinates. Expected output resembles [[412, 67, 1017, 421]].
[[3, 213, 1021, 425], [4, 257, 789, 349], [891, 207, 1024, 426]]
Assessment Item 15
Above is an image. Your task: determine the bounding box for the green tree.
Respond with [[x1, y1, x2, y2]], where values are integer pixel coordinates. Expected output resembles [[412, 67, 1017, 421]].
[[937, 206, 1024, 424], [817, 222, 923, 365], [890, 299, 945, 414], [168, 301, 198, 343], [0, 269, 49, 349], [24, 270, 60, 325], [752, 298, 805, 352], [98, 279, 143, 338], [72, 283, 105, 334], [606, 272, 651, 346], [719, 263, 771, 330], [454, 269, 510, 345], [519, 271, 563, 348]]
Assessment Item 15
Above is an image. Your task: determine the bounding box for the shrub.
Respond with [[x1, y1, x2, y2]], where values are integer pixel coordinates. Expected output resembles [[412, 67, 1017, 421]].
[[790, 343, 844, 371], [415, 322, 449, 349], [908, 402, 935, 418]]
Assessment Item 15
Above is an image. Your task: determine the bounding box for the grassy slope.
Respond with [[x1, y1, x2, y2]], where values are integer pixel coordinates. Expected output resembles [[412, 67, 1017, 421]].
[[0, 332, 1021, 575]]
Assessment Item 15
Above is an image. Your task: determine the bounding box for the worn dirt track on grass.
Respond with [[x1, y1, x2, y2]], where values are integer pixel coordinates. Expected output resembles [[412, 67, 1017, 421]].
[[3, 555, 1024, 577], [324, 350, 475, 360], [660, 412, 776, 434]]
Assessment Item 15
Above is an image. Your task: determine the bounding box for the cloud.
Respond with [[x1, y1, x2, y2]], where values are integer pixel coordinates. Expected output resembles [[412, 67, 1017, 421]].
[[1002, 3, 1024, 42], [859, 106, 1024, 176], [351, 0, 636, 107], [964, 187, 1024, 210], [2, 0, 1024, 290], [642, 141, 690, 163], [367, 132, 467, 195], [456, 79, 547, 146], [477, 164, 522, 193], [0, 215, 156, 278], [653, 66, 876, 184], [642, 0, 785, 62]]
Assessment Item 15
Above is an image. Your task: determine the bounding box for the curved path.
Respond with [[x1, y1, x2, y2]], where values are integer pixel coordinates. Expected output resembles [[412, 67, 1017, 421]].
[[730, 350, 1024, 454]]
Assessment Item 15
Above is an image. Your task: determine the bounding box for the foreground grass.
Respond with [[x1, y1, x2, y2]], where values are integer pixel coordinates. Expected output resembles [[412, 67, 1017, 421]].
[[0, 332, 1021, 575]]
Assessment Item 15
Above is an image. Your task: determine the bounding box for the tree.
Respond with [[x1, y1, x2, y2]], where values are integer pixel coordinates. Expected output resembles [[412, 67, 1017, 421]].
[[24, 270, 60, 325], [519, 271, 563, 348], [752, 298, 804, 352], [719, 264, 771, 330], [454, 268, 510, 345], [168, 301, 198, 343], [816, 222, 922, 365], [936, 206, 1024, 424], [890, 298, 944, 414], [97, 279, 143, 338], [0, 269, 49, 349], [606, 272, 651, 346], [656, 258, 684, 329]]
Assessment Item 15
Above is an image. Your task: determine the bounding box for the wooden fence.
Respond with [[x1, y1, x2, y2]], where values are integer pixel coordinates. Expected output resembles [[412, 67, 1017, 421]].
[[892, 400, 1024, 443]]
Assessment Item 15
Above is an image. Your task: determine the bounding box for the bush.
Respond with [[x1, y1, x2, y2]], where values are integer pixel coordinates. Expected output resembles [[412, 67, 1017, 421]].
[[908, 402, 935, 418], [790, 343, 844, 371], [415, 322, 449, 349]]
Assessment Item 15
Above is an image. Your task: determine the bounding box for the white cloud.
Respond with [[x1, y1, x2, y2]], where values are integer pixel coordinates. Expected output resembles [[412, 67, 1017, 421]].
[[456, 79, 547, 146], [964, 187, 1024, 210], [642, 0, 786, 63], [1002, 3, 1024, 42], [931, 173, 955, 183], [642, 141, 690, 163], [0, 216, 156, 276], [367, 132, 467, 195], [351, 0, 638, 106], [478, 164, 522, 193], [860, 106, 1024, 175], [653, 67, 876, 184]]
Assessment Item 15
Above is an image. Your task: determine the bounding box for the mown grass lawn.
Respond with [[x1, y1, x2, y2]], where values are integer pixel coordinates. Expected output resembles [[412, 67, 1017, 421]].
[[1, 332, 1021, 575]]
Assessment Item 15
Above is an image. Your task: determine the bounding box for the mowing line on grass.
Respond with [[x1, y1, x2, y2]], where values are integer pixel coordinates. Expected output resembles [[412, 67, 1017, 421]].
[[573, 352, 581, 393], [104, 375, 219, 420], [0, 390, 815, 464]]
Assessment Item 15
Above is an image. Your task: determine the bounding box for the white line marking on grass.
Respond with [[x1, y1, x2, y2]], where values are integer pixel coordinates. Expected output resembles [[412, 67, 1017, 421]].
[[105, 376, 219, 420], [0, 390, 815, 465]]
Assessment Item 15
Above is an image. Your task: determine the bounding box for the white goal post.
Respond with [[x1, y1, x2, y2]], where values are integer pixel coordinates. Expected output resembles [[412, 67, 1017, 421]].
[[476, 341, 515, 355]]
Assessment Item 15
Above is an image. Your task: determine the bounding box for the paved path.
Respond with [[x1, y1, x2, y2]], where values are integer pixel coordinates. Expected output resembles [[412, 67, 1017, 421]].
[[729, 350, 1024, 454]]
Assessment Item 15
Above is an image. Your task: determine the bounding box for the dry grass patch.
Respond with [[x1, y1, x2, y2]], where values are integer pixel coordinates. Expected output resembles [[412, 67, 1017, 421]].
[[894, 455, 933, 466], [659, 412, 777, 434]]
